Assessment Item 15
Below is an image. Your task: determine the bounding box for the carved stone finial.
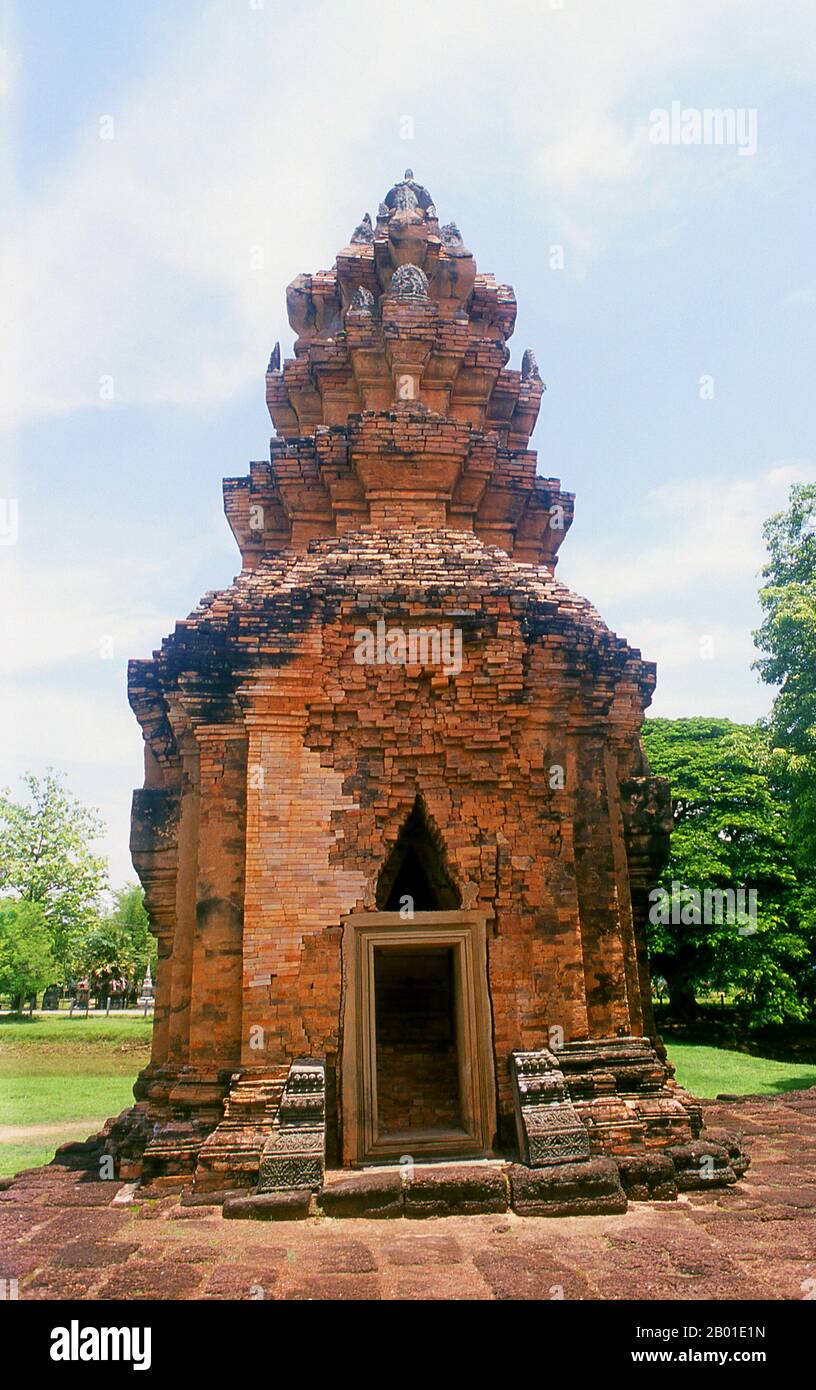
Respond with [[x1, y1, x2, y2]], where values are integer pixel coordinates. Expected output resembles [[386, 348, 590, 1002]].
[[257, 1058, 326, 1194], [349, 285, 375, 312], [268, 341, 281, 373], [389, 263, 429, 299], [383, 171, 434, 214], [392, 182, 419, 213], [350, 212, 373, 245], [521, 348, 541, 382], [441, 222, 468, 254]]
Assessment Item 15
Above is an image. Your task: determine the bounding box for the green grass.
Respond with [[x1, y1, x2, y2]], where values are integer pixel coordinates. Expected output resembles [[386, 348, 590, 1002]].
[[0, 1141, 60, 1173], [0, 1014, 150, 1177], [668, 1041, 816, 1098], [0, 1073, 143, 1128], [0, 1014, 153, 1046]]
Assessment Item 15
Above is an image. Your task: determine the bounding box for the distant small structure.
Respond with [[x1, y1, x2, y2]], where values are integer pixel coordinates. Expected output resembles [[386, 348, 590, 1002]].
[[138, 963, 155, 1017]]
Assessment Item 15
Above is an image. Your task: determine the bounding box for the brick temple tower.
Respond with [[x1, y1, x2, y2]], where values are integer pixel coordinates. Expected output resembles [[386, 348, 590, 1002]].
[[118, 173, 745, 1213]]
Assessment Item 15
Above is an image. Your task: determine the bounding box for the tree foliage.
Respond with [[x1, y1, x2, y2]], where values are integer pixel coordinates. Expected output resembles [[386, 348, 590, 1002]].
[[0, 899, 57, 1006], [0, 770, 108, 976], [80, 884, 155, 993], [754, 481, 816, 869], [642, 717, 814, 1025]]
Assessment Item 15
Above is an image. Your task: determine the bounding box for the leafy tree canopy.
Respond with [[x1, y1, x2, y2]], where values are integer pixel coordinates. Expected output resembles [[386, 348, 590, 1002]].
[[0, 770, 108, 975], [0, 899, 57, 1006], [642, 717, 814, 1025], [754, 481, 816, 868], [79, 883, 155, 990]]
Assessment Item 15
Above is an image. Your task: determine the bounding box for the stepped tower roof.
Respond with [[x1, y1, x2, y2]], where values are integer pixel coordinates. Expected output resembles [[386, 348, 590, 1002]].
[[223, 171, 574, 570]]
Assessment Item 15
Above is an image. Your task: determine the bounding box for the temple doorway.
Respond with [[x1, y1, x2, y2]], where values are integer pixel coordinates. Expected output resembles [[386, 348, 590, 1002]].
[[373, 945, 463, 1137], [341, 799, 496, 1164], [341, 911, 495, 1163]]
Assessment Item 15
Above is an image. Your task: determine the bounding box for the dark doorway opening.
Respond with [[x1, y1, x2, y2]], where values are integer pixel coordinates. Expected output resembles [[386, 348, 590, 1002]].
[[376, 797, 461, 912], [374, 946, 463, 1136]]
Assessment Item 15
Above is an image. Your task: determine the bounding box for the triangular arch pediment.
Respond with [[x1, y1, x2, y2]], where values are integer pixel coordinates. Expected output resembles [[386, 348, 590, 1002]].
[[375, 795, 461, 912]]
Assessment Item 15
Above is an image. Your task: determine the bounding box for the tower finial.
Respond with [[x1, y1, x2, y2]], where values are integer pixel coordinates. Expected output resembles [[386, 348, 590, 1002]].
[[383, 170, 434, 214]]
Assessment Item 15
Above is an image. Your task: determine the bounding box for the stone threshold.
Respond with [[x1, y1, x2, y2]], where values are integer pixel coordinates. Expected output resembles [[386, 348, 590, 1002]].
[[223, 1156, 628, 1221], [219, 1133, 747, 1222]]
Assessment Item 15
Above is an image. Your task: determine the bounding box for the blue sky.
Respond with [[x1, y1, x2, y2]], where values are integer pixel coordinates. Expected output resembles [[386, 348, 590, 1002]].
[[1, 0, 815, 886]]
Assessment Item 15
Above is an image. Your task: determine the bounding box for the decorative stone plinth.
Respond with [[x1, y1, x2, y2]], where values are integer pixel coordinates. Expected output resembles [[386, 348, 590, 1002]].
[[571, 1097, 648, 1155], [509, 1050, 591, 1167], [615, 1151, 678, 1201], [318, 1170, 405, 1219], [319, 1162, 510, 1219], [402, 1164, 508, 1217], [256, 1059, 326, 1194], [557, 1035, 702, 1157], [140, 1126, 204, 1188]]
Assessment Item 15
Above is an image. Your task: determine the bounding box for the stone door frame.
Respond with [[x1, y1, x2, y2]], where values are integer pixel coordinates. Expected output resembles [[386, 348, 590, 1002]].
[[340, 910, 496, 1166]]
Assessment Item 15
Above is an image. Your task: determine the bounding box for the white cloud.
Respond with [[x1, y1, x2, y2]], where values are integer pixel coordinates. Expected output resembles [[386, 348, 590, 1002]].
[[560, 462, 815, 607], [784, 281, 816, 307], [629, 618, 755, 672], [556, 462, 815, 723], [534, 117, 647, 190], [0, 685, 142, 769], [0, 42, 19, 103], [0, 554, 169, 676]]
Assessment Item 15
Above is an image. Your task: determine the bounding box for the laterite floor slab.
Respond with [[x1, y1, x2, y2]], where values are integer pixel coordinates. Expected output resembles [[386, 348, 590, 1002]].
[[2, 1091, 815, 1301]]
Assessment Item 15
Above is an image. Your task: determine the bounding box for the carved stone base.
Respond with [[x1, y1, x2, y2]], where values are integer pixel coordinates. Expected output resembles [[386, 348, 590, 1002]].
[[132, 1062, 179, 1108], [616, 1151, 678, 1201], [256, 1059, 326, 1194], [509, 1157, 628, 1217], [509, 1050, 591, 1167], [667, 1139, 740, 1191], [141, 1125, 205, 1187], [108, 1066, 235, 1188], [100, 1036, 746, 1206]]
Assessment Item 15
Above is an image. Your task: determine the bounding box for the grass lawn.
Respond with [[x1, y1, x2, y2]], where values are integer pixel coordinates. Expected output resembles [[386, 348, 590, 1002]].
[[668, 1041, 816, 1098], [0, 1015, 151, 1177]]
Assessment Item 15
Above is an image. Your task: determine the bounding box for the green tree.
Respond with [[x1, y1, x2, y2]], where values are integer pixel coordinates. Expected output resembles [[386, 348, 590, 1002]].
[[754, 481, 816, 870], [78, 884, 155, 994], [642, 717, 813, 1025], [0, 770, 108, 976], [0, 899, 57, 1009]]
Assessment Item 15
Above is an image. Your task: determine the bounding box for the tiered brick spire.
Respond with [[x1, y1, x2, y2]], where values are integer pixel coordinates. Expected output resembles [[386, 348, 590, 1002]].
[[224, 170, 573, 569]]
